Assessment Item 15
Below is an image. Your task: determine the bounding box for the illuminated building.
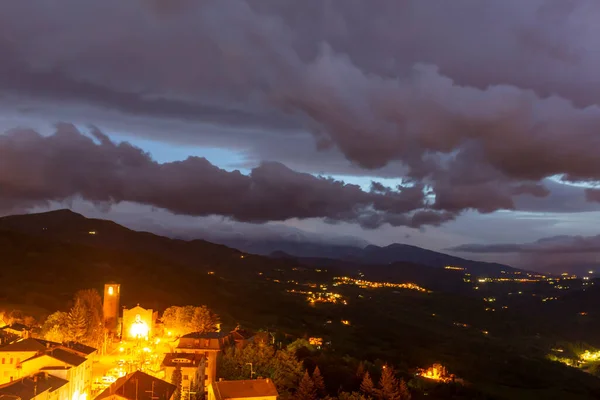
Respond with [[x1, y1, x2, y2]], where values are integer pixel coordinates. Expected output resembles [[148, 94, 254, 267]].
[[95, 371, 176, 400], [16, 345, 96, 400], [417, 364, 454, 383], [122, 305, 156, 340], [0, 372, 71, 400], [161, 353, 206, 400], [176, 332, 231, 391], [103, 283, 120, 335], [309, 337, 323, 348]]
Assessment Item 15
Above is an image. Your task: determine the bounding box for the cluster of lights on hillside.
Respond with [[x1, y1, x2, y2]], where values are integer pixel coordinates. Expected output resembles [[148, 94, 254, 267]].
[[332, 277, 429, 292], [417, 364, 455, 383], [286, 289, 347, 305]]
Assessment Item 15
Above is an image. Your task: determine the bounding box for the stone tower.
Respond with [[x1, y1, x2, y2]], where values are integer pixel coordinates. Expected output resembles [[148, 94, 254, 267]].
[[103, 283, 121, 334]]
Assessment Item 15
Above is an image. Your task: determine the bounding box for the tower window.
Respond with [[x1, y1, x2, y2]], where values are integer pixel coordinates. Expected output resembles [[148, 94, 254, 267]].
[[108, 286, 114, 295]]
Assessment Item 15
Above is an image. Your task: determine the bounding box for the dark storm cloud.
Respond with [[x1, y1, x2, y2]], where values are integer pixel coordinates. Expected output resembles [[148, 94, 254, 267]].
[[451, 235, 600, 254], [2, 0, 600, 218], [0, 125, 452, 228]]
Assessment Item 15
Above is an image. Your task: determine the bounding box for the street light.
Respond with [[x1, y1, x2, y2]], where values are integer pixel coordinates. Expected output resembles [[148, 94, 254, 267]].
[[245, 363, 256, 379]]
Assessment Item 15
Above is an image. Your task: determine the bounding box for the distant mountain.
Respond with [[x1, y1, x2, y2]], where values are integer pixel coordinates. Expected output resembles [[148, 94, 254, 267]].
[[222, 238, 521, 276], [0, 210, 521, 279]]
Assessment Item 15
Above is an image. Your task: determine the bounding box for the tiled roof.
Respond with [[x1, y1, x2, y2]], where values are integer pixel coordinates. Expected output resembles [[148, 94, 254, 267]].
[[61, 342, 97, 356], [230, 329, 254, 341], [0, 323, 29, 332], [0, 373, 68, 400], [0, 338, 58, 353], [96, 371, 175, 400], [161, 353, 205, 368], [22, 347, 87, 367], [213, 379, 278, 400]]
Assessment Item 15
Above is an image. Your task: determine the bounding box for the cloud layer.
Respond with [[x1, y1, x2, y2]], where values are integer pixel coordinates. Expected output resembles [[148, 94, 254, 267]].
[[0, 124, 456, 228], [1, 1, 600, 229]]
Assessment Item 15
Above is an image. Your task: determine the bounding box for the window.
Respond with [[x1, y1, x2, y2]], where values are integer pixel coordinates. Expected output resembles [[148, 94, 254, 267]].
[[183, 375, 189, 381], [15, 358, 19, 364], [1, 358, 4, 364], [9, 358, 13, 364]]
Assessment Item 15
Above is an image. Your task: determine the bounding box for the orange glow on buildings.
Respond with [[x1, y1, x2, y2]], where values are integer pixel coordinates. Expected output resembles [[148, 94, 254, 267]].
[[417, 364, 454, 382], [333, 277, 429, 292]]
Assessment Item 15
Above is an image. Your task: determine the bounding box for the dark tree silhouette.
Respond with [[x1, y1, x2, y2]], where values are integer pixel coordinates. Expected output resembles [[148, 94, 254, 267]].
[[312, 366, 326, 397], [398, 379, 411, 400], [378, 365, 400, 400], [360, 371, 375, 398], [67, 299, 87, 342], [295, 370, 317, 400]]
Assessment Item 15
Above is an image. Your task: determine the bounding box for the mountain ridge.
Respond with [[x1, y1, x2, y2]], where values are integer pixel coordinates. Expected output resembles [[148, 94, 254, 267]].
[[0, 209, 522, 276]]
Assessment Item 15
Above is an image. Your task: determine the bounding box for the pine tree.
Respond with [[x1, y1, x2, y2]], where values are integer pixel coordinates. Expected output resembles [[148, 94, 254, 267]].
[[398, 379, 411, 400], [67, 299, 87, 342], [312, 366, 326, 397], [295, 370, 317, 400], [171, 365, 183, 400], [360, 371, 375, 398], [74, 289, 104, 347], [378, 365, 401, 400]]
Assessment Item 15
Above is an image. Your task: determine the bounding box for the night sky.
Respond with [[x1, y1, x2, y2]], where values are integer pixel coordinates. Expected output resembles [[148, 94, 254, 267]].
[[1, 1, 600, 272]]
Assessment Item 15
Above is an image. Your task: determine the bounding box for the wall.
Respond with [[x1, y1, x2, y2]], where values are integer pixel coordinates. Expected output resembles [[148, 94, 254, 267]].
[[0, 350, 38, 383]]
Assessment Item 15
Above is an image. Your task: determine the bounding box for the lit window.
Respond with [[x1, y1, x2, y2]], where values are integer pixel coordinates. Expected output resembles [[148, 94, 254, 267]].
[[108, 286, 114, 296]]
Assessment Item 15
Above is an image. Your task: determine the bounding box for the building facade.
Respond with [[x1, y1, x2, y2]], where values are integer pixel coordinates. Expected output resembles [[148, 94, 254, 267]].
[[175, 332, 231, 394], [121, 305, 156, 340], [161, 353, 206, 400]]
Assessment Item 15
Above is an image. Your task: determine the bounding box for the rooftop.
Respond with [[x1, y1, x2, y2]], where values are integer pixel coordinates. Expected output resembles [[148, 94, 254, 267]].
[[212, 379, 278, 400], [0, 373, 68, 400], [1, 323, 30, 332], [161, 353, 205, 368], [230, 329, 254, 341], [0, 338, 59, 353], [22, 347, 87, 367], [96, 371, 175, 400], [180, 332, 230, 340], [61, 342, 97, 356]]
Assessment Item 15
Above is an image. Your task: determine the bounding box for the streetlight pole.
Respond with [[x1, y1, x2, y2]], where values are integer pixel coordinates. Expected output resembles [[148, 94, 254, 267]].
[[245, 363, 255, 379]]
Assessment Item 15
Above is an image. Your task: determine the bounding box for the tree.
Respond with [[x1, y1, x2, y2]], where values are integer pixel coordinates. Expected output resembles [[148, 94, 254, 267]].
[[162, 305, 220, 336], [171, 365, 183, 400], [74, 289, 104, 347], [398, 379, 411, 400], [190, 306, 220, 333], [360, 371, 375, 398], [67, 299, 88, 343], [378, 365, 400, 400], [312, 366, 326, 397], [295, 371, 317, 400], [270, 348, 304, 396], [42, 311, 69, 343]]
